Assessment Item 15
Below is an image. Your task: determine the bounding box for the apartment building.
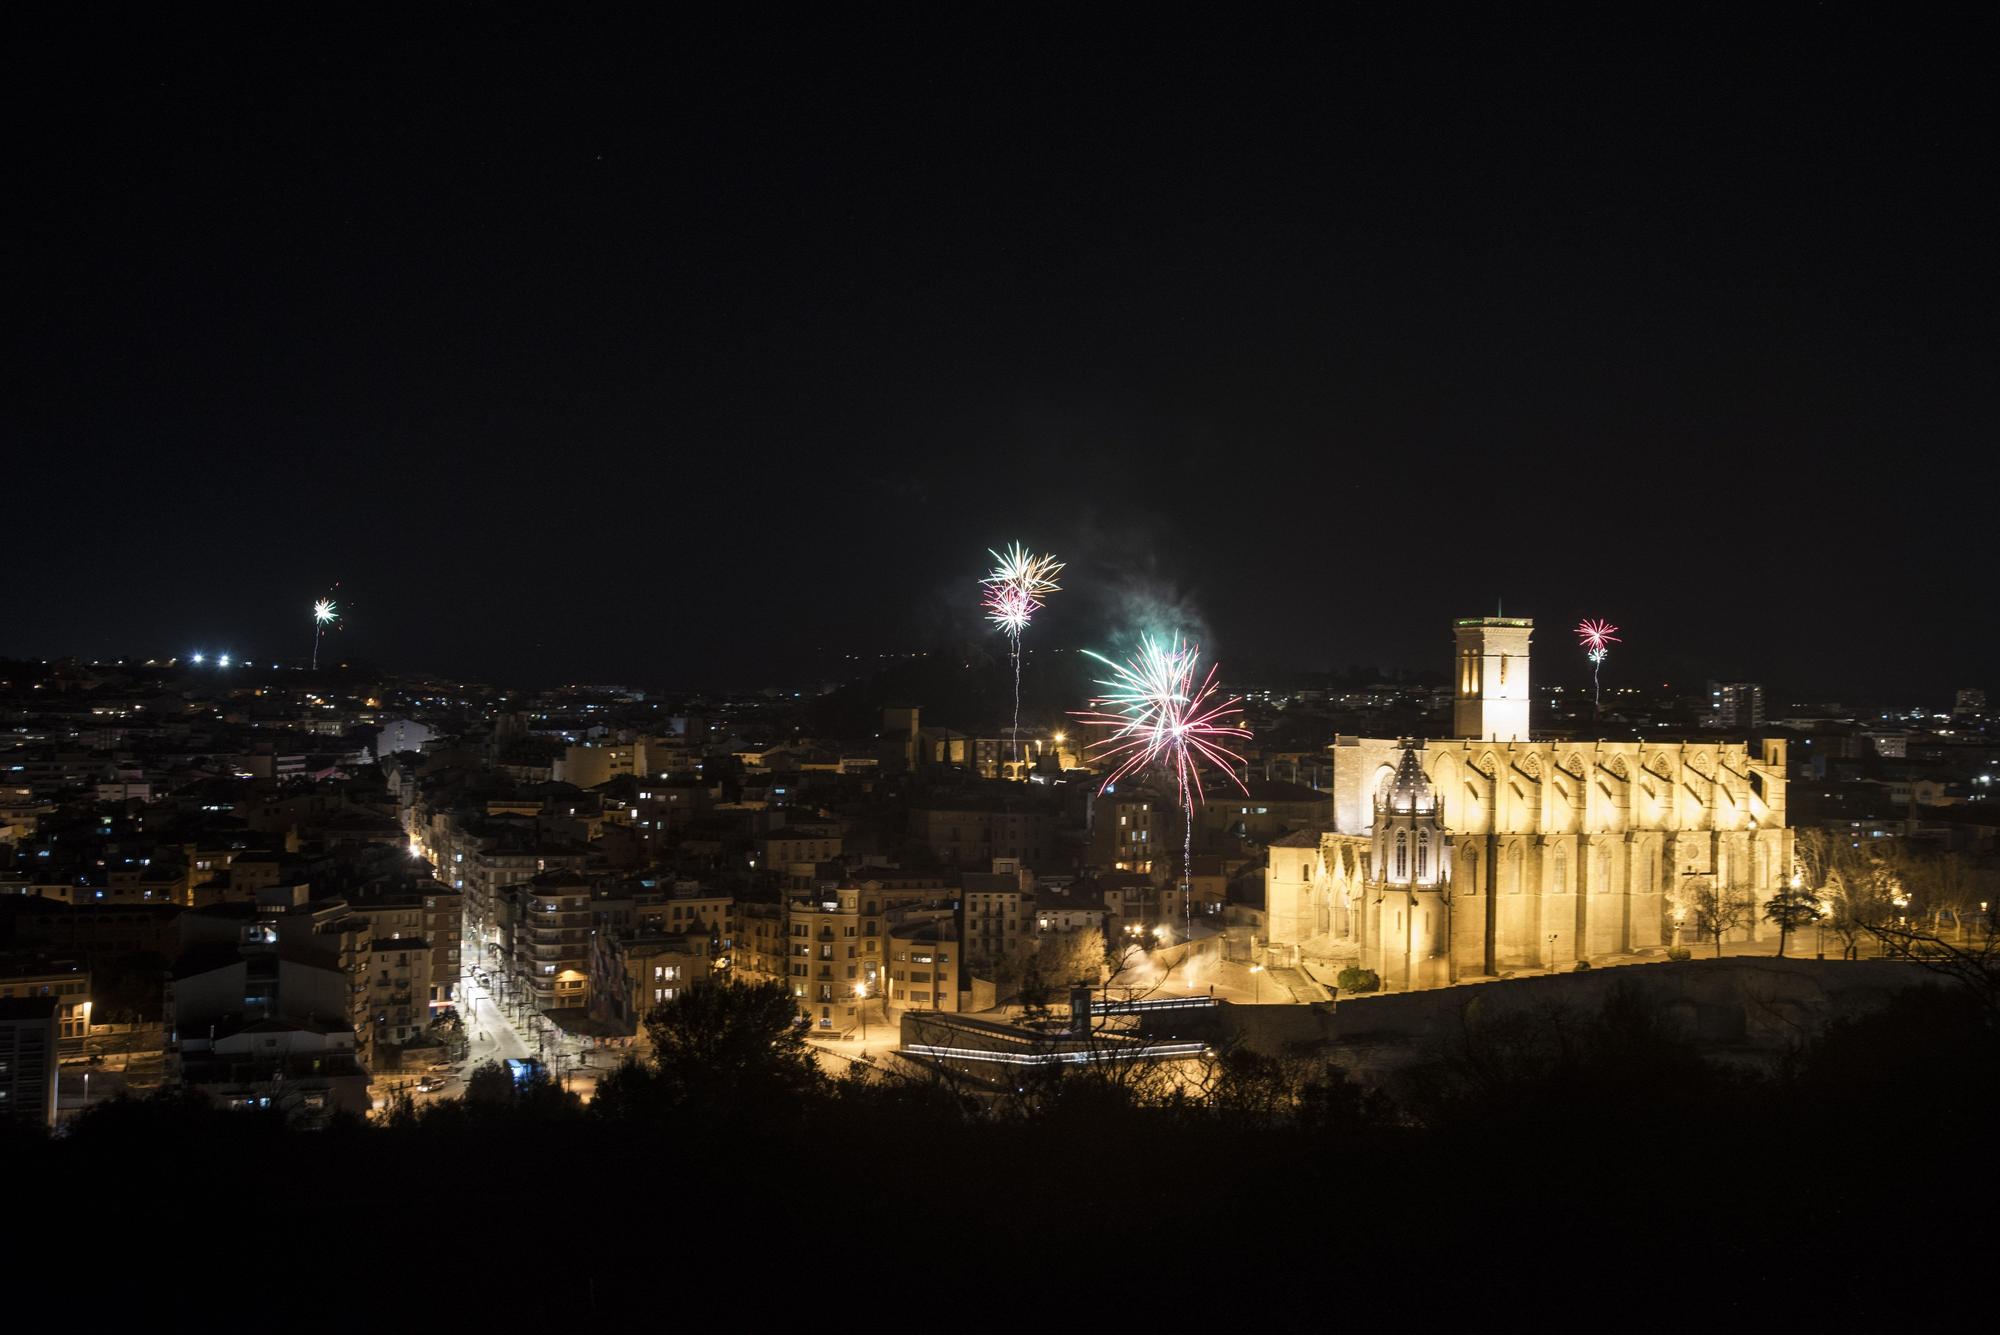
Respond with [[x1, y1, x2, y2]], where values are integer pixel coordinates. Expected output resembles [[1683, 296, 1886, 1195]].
[[505, 872, 593, 1014], [644, 890, 734, 946], [788, 886, 873, 1029], [1088, 789, 1161, 874], [0, 997, 60, 1128], [758, 828, 843, 885], [735, 900, 787, 984], [428, 817, 589, 994], [588, 930, 714, 1036], [885, 916, 962, 1012], [0, 958, 91, 1055], [361, 936, 431, 1051], [348, 887, 462, 1011], [960, 871, 1031, 970]]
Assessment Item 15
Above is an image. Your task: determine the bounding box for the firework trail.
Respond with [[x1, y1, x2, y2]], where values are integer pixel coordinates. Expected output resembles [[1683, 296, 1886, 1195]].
[[982, 543, 1063, 771], [1575, 618, 1620, 716], [1074, 634, 1251, 938]]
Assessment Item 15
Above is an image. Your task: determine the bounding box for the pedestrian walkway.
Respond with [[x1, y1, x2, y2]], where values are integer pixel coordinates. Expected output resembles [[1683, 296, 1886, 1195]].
[[462, 991, 532, 1069], [1267, 966, 1329, 1004]]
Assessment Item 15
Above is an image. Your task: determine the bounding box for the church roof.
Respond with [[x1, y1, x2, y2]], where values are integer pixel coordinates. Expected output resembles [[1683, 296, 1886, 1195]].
[[1379, 745, 1435, 813]]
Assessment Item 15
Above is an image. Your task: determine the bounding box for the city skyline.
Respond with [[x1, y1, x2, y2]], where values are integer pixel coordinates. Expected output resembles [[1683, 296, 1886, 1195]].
[[7, 12, 1995, 1320]]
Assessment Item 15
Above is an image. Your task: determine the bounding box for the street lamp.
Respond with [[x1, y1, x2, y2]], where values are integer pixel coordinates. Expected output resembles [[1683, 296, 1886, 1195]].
[[1547, 933, 1559, 976], [1248, 963, 1263, 1004], [853, 980, 869, 1042]]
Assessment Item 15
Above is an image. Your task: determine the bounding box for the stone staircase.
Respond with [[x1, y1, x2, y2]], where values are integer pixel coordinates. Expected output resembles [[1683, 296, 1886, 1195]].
[[1267, 966, 1330, 1004]]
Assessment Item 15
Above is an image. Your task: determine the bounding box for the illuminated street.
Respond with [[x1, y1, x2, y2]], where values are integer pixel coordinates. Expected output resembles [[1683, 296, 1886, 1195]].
[[461, 987, 532, 1070]]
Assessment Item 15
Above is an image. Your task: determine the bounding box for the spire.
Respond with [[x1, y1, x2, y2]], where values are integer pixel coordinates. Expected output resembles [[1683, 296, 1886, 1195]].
[[1380, 740, 1434, 814]]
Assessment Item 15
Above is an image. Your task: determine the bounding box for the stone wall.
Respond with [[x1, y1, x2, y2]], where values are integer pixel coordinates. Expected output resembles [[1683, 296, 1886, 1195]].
[[1220, 957, 1939, 1077]]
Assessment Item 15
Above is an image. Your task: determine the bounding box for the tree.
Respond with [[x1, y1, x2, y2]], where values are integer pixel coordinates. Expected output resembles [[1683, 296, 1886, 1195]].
[[1294, 1060, 1390, 1134], [1688, 881, 1750, 958], [1858, 917, 2000, 1023], [463, 1059, 515, 1105], [1204, 1047, 1299, 1127], [989, 938, 1039, 1003], [1793, 829, 1884, 959], [1887, 843, 1987, 940], [587, 1054, 660, 1120], [90, 950, 170, 1024], [1821, 868, 1882, 960], [1015, 953, 1055, 1024], [1762, 881, 1822, 958], [1792, 828, 1837, 894], [641, 977, 825, 1107], [1016, 927, 1109, 1023], [1038, 926, 1105, 988], [456, 1056, 578, 1117]]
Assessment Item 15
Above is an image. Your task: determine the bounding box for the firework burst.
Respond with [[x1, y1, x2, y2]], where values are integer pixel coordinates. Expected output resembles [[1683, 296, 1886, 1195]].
[[1576, 618, 1620, 655], [1074, 634, 1251, 935], [1575, 617, 1620, 714], [981, 582, 1035, 635], [981, 543, 1064, 771], [311, 584, 343, 670]]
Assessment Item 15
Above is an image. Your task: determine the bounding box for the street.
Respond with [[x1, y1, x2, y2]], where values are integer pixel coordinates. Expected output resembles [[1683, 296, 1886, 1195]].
[[472, 977, 618, 1102], [373, 981, 535, 1114], [461, 989, 532, 1068]]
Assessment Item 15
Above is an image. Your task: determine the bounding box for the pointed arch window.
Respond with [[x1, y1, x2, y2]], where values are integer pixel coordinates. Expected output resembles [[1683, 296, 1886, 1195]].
[[1394, 831, 1408, 881], [1416, 831, 1430, 883]]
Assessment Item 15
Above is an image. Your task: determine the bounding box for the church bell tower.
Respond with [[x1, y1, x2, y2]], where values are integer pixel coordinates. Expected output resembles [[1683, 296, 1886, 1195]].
[[1453, 614, 1534, 741]]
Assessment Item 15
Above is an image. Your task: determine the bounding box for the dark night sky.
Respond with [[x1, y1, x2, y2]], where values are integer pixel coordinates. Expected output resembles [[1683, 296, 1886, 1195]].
[[6, 11, 1994, 698]]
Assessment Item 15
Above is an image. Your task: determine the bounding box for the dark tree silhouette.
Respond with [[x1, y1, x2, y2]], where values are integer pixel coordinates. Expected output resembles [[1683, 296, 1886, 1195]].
[[641, 977, 825, 1107], [1762, 882, 1823, 957], [1689, 882, 1750, 957]]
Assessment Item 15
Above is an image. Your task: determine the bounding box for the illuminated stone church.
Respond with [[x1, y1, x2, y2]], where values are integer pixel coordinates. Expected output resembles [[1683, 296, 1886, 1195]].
[[1264, 616, 1792, 986]]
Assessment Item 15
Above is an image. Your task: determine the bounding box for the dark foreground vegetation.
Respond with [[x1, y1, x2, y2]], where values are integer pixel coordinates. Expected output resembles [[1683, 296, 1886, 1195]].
[[12, 977, 1995, 1319]]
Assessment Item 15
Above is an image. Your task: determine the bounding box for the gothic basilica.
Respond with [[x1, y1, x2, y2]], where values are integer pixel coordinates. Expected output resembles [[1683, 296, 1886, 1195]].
[[1264, 616, 1793, 985]]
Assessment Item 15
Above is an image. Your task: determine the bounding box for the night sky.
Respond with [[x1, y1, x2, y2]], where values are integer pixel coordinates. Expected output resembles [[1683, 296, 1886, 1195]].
[[7, 11, 1993, 698]]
